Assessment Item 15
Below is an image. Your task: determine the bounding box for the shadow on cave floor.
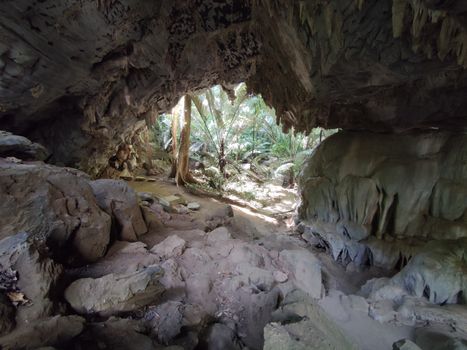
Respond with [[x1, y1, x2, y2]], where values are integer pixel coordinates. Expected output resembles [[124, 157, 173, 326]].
[[113, 177, 417, 350]]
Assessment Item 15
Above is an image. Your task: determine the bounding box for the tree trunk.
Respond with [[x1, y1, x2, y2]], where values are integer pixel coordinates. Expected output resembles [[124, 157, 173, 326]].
[[219, 137, 226, 178], [169, 105, 179, 178], [175, 95, 196, 185]]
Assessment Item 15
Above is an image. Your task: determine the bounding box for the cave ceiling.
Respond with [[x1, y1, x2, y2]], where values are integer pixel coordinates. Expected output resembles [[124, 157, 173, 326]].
[[0, 0, 467, 170]]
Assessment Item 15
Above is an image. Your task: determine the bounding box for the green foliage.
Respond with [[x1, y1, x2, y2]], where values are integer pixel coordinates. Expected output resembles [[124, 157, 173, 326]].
[[151, 83, 338, 177], [151, 113, 172, 150]]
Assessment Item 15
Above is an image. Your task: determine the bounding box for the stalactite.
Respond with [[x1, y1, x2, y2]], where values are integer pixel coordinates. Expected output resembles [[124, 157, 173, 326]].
[[392, 0, 407, 38], [324, 5, 334, 38], [411, 4, 428, 38], [355, 0, 365, 11], [438, 17, 456, 60]]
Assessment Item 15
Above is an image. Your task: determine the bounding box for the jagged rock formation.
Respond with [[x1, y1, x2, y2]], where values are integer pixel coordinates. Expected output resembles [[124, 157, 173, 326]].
[[298, 130, 467, 310], [298, 131, 467, 270], [90, 179, 148, 241], [1, 1, 467, 174], [0, 131, 48, 161], [64, 265, 164, 316], [0, 159, 111, 262], [0, 159, 149, 263]]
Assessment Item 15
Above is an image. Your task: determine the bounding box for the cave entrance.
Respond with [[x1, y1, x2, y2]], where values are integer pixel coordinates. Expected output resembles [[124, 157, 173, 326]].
[[116, 83, 337, 218]]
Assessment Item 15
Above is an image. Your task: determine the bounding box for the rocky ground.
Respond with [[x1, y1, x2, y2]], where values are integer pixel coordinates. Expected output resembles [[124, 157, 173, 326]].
[[0, 158, 466, 350]]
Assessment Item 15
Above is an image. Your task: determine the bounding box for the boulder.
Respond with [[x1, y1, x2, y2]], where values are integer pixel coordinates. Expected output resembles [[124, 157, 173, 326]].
[[75, 317, 157, 350], [150, 235, 187, 260], [145, 301, 184, 344], [0, 233, 63, 324], [279, 249, 322, 299], [265, 301, 358, 350], [0, 315, 84, 350], [0, 131, 48, 161], [90, 179, 148, 241], [235, 263, 275, 291], [273, 162, 294, 187], [392, 238, 467, 304], [415, 327, 467, 350], [199, 323, 242, 350], [0, 160, 111, 262], [207, 227, 232, 243], [64, 265, 164, 316], [396, 297, 467, 331], [141, 206, 163, 231]]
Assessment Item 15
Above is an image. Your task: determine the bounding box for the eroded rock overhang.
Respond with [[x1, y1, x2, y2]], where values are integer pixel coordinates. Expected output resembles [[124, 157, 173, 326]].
[[1, 0, 467, 173]]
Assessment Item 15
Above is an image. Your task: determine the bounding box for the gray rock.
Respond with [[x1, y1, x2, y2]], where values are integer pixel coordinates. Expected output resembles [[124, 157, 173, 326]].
[[141, 206, 163, 231], [0, 131, 48, 161], [207, 227, 232, 243], [392, 238, 467, 304], [0, 161, 111, 262], [265, 301, 358, 350], [0, 315, 84, 350], [150, 235, 187, 260], [273, 271, 288, 283], [397, 297, 467, 331], [0, 233, 63, 325], [137, 192, 155, 204], [187, 202, 201, 211], [235, 262, 275, 291], [298, 131, 467, 271], [145, 301, 184, 344], [75, 317, 157, 350], [393, 339, 422, 350], [416, 327, 467, 350], [90, 179, 148, 241], [64, 265, 164, 316], [279, 249, 322, 299], [369, 299, 397, 323], [200, 323, 242, 350]]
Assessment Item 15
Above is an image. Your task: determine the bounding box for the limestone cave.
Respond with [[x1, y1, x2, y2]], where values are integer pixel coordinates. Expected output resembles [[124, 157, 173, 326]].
[[0, 0, 466, 349]]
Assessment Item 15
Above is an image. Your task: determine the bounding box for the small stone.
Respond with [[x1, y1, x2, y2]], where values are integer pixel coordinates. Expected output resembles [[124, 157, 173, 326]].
[[137, 192, 155, 203], [369, 299, 397, 323], [135, 176, 146, 182], [159, 195, 185, 207], [187, 202, 201, 210], [174, 205, 189, 214], [273, 271, 288, 283], [392, 339, 422, 350]]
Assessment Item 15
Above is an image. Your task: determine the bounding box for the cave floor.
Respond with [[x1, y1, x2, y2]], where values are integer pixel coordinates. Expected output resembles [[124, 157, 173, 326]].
[[69, 178, 448, 350]]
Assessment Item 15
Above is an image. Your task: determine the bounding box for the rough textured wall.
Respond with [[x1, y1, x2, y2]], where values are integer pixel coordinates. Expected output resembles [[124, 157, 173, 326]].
[[298, 131, 467, 269], [1, 0, 467, 174], [0, 0, 259, 174]]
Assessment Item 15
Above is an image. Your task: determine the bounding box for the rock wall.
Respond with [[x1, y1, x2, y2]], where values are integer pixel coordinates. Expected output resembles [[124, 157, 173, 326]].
[[298, 131, 467, 269]]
